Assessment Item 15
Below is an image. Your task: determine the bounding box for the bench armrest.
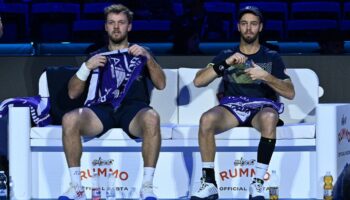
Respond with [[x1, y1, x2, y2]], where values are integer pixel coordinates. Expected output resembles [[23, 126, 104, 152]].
[[8, 107, 31, 199]]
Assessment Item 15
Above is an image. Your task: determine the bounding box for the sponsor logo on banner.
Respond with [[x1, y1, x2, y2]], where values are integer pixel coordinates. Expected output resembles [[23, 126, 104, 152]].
[[83, 186, 130, 192], [83, 185, 136, 199], [218, 157, 270, 191], [338, 151, 350, 157], [80, 157, 129, 180], [80, 157, 137, 197], [234, 157, 255, 166], [338, 114, 350, 144], [219, 186, 248, 191], [81, 167, 129, 181], [337, 114, 350, 158], [92, 157, 114, 166], [338, 128, 350, 143], [341, 114, 347, 126], [219, 157, 270, 181]]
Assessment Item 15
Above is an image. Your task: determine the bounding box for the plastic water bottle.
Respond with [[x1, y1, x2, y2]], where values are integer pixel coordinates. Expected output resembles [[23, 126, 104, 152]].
[[9, 176, 13, 200], [91, 171, 101, 200], [0, 171, 7, 200], [269, 170, 279, 200], [324, 171, 333, 200], [106, 171, 116, 200]]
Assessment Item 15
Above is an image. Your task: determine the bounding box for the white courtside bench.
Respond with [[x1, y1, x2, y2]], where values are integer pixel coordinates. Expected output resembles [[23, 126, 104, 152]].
[[8, 68, 350, 199]]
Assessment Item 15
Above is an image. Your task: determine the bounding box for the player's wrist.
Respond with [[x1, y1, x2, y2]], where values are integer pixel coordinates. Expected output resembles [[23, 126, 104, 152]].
[[76, 62, 91, 81], [212, 60, 230, 76]]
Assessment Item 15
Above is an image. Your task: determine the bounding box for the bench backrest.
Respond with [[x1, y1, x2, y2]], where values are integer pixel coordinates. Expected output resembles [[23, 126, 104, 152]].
[[150, 69, 178, 124], [279, 68, 319, 124], [38, 68, 178, 125], [39, 68, 319, 125]]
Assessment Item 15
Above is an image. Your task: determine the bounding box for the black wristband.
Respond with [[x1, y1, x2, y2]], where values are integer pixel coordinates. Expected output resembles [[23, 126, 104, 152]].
[[212, 60, 230, 76]]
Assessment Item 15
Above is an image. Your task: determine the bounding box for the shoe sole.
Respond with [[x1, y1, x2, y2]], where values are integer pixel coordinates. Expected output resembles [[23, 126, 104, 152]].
[[190, 194, 219, 200], [139, 196, 157, 200], [58, 196, 86, 200], [58, 197, 72, 200], [249, 195, 265, 200], [143, 197, 157, 200]]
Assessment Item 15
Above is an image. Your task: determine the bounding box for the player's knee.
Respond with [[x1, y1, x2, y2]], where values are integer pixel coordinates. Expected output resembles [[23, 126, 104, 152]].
[[259, 112, 277, 136], [260, 110, 278, 124], [62, 112, 80, 133], [199, 112, 217, 131], [263, 132, 275, 139], [142, 109, 160, 128], [140, 110, 161, 138]]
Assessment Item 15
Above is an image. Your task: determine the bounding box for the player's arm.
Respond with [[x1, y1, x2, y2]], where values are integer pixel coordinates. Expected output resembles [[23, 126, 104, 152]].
[[145, 56, 166, 90], [263, 76, 295, 100], [68, 55, 106, 99], [245, 61, 295, 100], [193, 63, 220, 87], [194, 52, 247, 87], [129, 44, 166, 90]]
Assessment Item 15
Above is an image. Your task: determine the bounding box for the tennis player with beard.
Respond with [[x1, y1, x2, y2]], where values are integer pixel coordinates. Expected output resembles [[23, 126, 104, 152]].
[[59, 4, 165, 200], [190, 6, 295, 200]]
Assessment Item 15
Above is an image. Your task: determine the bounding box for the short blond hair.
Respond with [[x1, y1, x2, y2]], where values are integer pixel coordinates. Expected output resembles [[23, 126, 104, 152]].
[[104, 4, 133, 23]]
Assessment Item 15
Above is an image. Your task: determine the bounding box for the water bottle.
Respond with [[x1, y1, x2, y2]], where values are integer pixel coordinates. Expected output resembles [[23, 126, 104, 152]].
[[0, 171, 7, 200], [9, 176, 13, 200], [324, 171, 333, 200], [91, 171, 101, 200], [106, 171, 116, 200], [269, 170, 279, 200]]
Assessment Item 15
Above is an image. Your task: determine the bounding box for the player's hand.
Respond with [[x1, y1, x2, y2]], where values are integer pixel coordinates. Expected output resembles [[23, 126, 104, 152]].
[[225, 52, 247, 65], [244, 61, 268, 80], [86, 55, 107, 70], [129, 44, 151, 60]]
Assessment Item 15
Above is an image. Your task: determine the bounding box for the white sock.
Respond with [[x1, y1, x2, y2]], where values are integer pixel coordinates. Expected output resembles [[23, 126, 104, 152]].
[[142, 167, 155, 185], [254, 162, 268, 181], [69, 167, 81, 186], [202, 162, 215, 169]]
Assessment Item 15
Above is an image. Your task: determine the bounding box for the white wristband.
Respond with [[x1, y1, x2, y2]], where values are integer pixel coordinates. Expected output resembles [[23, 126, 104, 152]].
[[76, 63, 91, 81]]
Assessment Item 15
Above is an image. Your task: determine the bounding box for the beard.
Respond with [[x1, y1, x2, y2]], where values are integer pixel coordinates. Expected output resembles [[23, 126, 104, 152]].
[[109, 31, 128, 44], [241, 32, 259, 44]]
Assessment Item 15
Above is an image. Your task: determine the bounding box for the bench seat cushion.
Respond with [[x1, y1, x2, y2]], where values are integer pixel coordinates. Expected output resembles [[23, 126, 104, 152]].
[[30, 125, 173, 140], [172, 123, 315, 139]]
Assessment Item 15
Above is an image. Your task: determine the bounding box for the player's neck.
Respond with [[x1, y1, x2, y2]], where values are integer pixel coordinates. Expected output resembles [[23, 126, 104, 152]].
[[108, 40, 129, 51], [239, 41, 260, 55]]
